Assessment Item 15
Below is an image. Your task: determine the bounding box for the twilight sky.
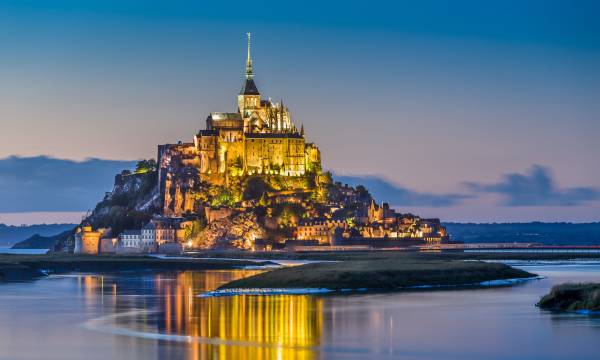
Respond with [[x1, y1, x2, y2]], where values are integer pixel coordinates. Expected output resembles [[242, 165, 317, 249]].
[[0, 1, 599, 224]]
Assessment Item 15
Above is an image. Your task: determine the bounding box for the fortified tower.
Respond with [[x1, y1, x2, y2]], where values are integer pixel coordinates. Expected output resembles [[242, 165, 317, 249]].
[[73, 225, 102, 255]]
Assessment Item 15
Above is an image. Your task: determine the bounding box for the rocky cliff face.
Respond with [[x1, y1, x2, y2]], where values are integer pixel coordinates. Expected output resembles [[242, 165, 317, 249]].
[[52, 172, 162, 252], [195, 211, 264, 250], [162, 168, 200, 216], [88, 172, 161, 231], [55, 165, 268, 251], [158, 144, 203, 217], [107, 172, 161, 212]]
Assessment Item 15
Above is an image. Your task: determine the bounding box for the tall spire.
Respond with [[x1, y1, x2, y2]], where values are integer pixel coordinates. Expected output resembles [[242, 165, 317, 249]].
[[245, 32, 253, 79], [239, 33, 259, 96]]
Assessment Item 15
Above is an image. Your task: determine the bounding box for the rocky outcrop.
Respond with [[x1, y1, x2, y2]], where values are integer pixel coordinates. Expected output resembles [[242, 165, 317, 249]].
[[162, 169, 199, 216], [53, 171, 161, 252], [195, 211, 264, 250], [90, 172, 159, 224], [106, 172, 160, 211], [158, 143, 202, 216]]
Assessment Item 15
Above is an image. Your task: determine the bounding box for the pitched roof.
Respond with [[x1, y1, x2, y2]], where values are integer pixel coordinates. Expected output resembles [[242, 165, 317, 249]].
[[240, 78, 260, 95]]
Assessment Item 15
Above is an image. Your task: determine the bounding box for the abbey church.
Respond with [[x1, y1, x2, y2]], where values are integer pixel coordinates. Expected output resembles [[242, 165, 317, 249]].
[[158, 34, 321, 215]]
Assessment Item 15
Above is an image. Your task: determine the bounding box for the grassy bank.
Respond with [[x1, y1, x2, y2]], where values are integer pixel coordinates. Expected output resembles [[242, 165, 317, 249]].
[[537, 283, 600, 312], [0, 254, 273, 283], [218, 259, 535, 291]]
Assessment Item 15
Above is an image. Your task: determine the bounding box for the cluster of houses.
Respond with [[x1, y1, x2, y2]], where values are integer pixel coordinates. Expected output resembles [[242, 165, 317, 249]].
[[295, 200, 448, 248], [73, 185, 449, 254], [73, 218, 192, 255]]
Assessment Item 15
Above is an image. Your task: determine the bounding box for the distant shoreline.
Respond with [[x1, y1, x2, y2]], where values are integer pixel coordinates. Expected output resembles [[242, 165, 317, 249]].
[[0, 254, 274, 283], [0, 247, 49, 255]]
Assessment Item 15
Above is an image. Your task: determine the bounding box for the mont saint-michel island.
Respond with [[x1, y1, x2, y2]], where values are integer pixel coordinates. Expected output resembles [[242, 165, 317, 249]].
[[1, 36, 548, 292], [69, 34, 450, 256], [1, 5, 600, 359]]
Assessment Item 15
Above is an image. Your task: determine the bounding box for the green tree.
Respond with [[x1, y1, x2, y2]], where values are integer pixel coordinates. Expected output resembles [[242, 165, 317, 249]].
[[135, 159, 157, 174], [229, 156, 244, 177], [209, 186, 236, 207]]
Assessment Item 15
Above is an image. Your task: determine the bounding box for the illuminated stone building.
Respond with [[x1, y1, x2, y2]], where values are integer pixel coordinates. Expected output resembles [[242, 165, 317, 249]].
[[73, 225, 103, 255], [118, 230, 142, 253], [158, 34, 321, 215], [297, 219, 347, 245], [142, 219, 175, 246], [99, 237, 118, 254], [367, 200, 398, 225], [296, 198, 449, 246]]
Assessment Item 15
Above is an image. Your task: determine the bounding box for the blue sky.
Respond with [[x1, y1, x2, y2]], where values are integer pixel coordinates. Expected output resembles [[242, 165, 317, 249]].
[[0, 1, 598, 224]]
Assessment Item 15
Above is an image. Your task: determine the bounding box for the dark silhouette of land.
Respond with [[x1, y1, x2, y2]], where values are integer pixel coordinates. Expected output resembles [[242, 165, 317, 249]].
[[218, 259, 534, 291], [444, 222, 600, 245], [0, 254, 272, 282], [0, 223, 76, 246], [538, 283, 600, 312]]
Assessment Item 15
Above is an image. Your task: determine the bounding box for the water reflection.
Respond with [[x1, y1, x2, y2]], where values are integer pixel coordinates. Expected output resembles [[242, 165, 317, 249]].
[[2, 266, 600, 360], [77, 271, 323, 360]]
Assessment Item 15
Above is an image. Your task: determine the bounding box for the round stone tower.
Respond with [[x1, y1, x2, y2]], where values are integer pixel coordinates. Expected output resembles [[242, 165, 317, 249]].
[[73, 225, 101, 255]]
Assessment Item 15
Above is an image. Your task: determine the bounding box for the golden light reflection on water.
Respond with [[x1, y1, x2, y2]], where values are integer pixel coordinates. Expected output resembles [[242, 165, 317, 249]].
[[77, 271, 324, 360]]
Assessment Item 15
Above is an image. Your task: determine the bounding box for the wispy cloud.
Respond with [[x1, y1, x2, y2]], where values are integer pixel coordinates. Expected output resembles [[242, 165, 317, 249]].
[[0, 156, 136, 213], [334, 174, 470, 207], [2, 156, 597, 218], [464, 165, 599, 206]]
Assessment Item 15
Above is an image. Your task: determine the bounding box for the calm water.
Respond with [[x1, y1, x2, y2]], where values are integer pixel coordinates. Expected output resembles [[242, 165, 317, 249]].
[[0, 247, 48, 255], [0, 265, 599, 360]]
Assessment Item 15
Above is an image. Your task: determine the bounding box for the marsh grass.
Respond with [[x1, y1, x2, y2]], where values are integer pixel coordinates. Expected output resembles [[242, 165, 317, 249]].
[[219, 259, 534, 290], [537, 283, 600, 312]]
